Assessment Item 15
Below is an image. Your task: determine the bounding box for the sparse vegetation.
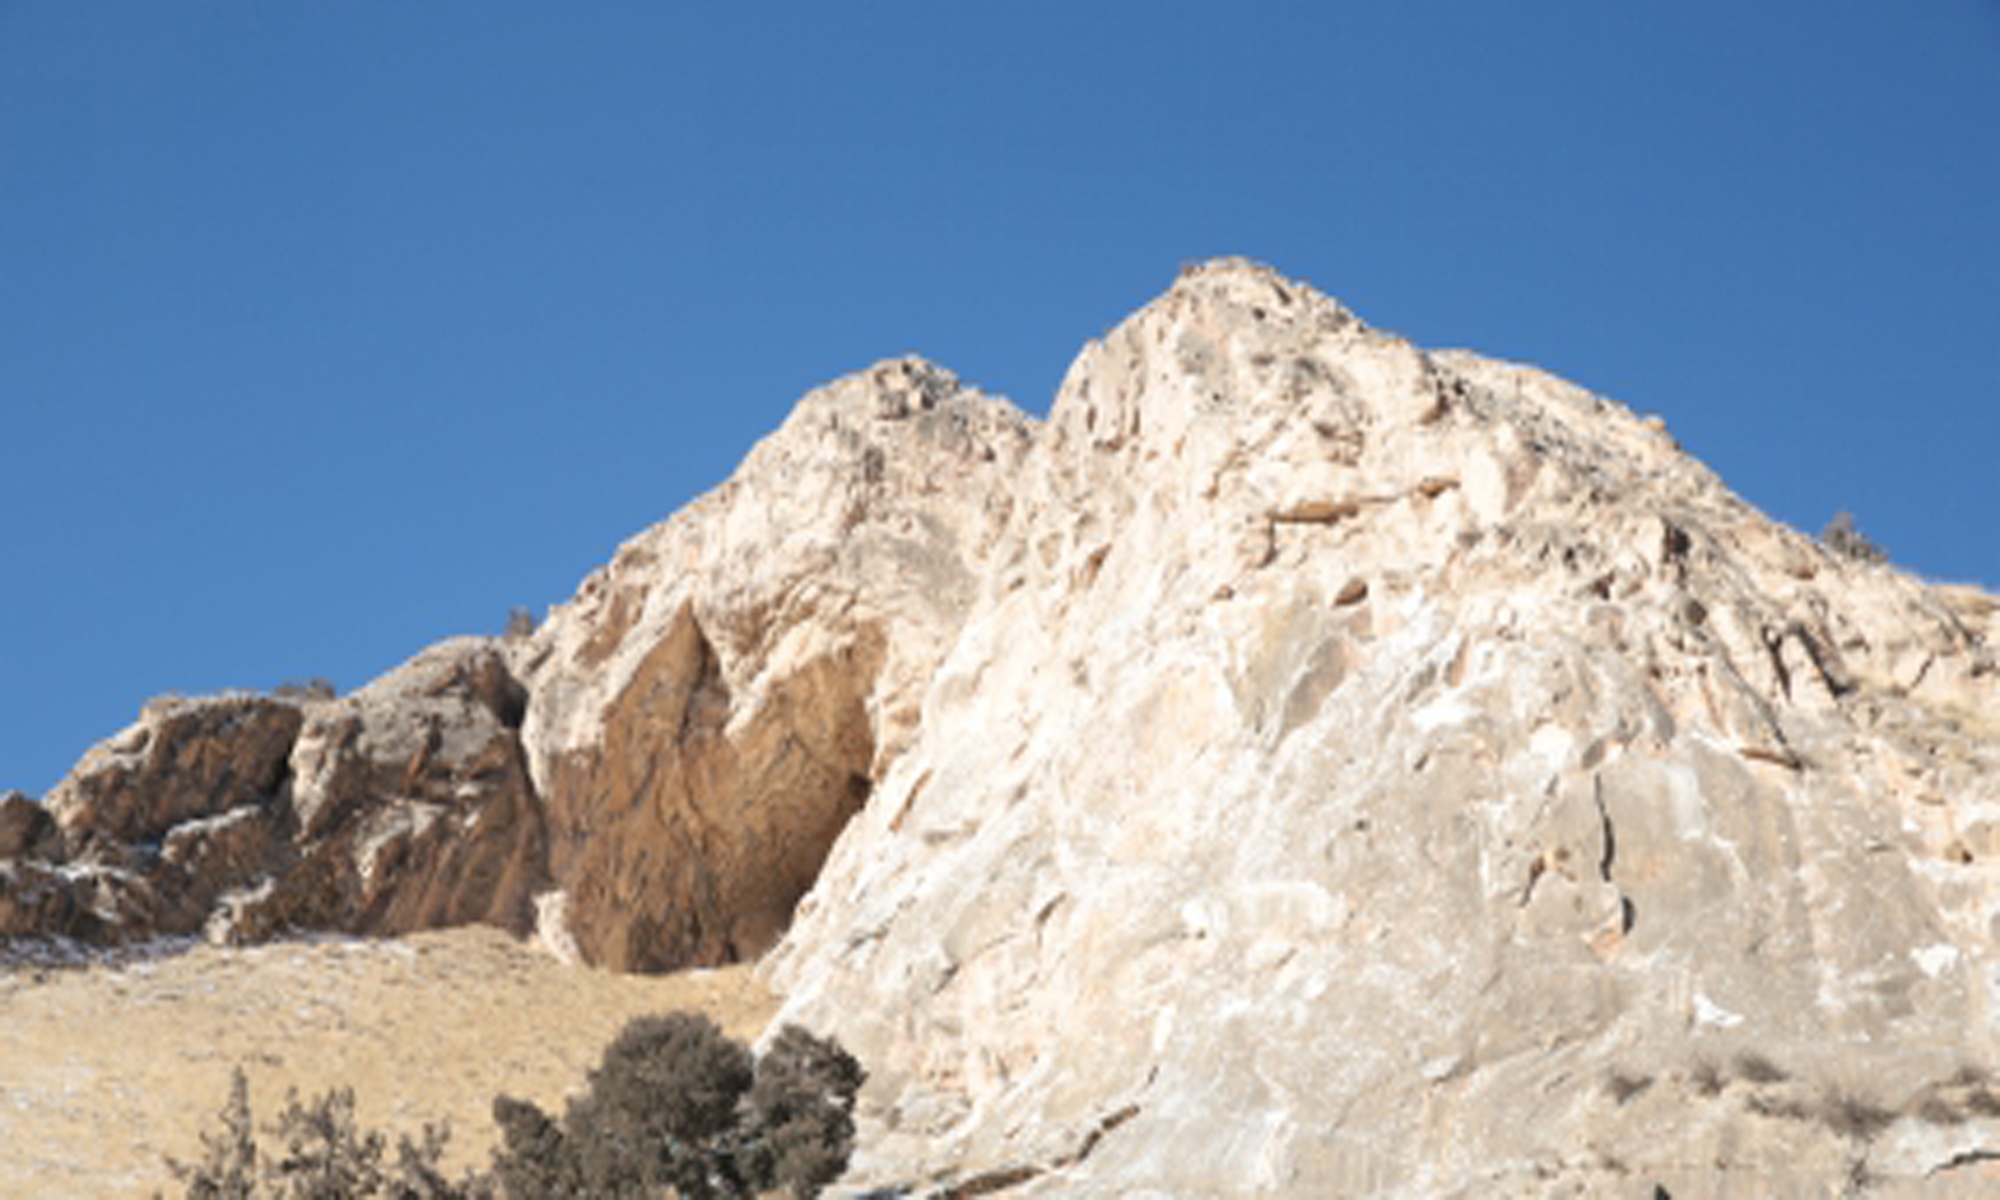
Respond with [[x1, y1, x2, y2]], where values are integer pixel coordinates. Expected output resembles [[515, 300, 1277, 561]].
[[491, 1014, 864, 1199], [1679, 1049, 1970, 1145], [1820, 511, 1887, 564], [1688, 1058, 1726, 1097], [504, 607, 538, 641], [1730, 1051, 1788, 1084], [165, 1067, 487, 1198], [1910, 1064, 2000, 1125], [272, 678, 337, 702], [1603, 1068, 1653, 1105], [1817, 1090, 1896, 1141], [168, 1013, 863, 1199]]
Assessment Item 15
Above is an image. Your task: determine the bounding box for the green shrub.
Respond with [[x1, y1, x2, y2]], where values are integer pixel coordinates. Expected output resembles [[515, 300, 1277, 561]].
[[504, 607, 538, 640], [739, 1025, 867, 1197]]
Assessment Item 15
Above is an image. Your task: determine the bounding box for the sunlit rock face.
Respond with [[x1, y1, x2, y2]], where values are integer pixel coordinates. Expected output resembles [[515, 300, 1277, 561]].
[[20, 641, 546, 945], [516, 358, 1035, 972], [11, 260, 1999, 1194], [762, 262, 2000, 1195]]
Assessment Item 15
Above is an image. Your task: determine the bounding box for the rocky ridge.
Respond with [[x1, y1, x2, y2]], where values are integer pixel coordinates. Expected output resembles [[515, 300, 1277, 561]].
[[764, 263, 2000, 1195], [6, 261, 1998, 1195]]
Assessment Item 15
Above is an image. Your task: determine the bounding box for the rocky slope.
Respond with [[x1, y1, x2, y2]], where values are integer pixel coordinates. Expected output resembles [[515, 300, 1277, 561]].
[[764, 263, 2000, 1194], [7, 260, 1999, 1195]]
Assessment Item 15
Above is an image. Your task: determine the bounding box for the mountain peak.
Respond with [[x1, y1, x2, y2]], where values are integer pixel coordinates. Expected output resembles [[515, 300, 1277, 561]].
[[11, 264, 1999, 1194]]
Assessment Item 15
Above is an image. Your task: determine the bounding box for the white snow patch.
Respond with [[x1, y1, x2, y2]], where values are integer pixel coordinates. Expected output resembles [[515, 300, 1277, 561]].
[[1411, 697, 1477, 732], [1529, 723, 1574, 771], [1913, 943, 1961, 979], [1693, 991, 1743, 1028]]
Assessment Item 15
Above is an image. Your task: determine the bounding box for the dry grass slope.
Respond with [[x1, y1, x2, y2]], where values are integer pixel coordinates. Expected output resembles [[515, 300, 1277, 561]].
[[0, 926, 778, 1198]]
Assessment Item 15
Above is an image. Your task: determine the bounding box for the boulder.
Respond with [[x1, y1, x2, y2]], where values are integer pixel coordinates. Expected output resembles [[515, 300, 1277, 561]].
[[225, 638, 546, 941], [0, 861, 94, 940], [23, 639, 546, 946], [0, 791, 61, 862], [43, 695, 302, 852]]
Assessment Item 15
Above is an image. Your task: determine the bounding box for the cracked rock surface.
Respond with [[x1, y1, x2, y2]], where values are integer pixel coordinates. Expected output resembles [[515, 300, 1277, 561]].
[[763, 262, 2000, 1195], [8, 261, 1999, 1195]]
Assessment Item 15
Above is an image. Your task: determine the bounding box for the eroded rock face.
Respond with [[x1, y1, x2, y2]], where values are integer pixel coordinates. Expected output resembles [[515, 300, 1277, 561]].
[[6, 358, 1034, 970], [0, 791, 61, 862], [763, 262, 2000, 1194], [238, 637, 545, 941], [13, 260, 2000, 1194], [518, 357, 1034, 971], [16, 640, 546, 946], [44, 696, 303, 853]]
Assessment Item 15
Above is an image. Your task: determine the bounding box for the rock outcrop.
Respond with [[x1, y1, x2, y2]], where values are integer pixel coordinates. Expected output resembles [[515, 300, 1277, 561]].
[[6, 260, 1998, 1194], [3, 358, 1034, 976], [763, 263, 2000, 1194], [516, 358, 1033, 970], [7, 640, 548, 946]]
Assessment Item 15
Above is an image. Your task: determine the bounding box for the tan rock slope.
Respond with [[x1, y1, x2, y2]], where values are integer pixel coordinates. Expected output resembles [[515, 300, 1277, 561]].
[[6, 261, 1998, 1195], [763, 262, 2000, 1194]]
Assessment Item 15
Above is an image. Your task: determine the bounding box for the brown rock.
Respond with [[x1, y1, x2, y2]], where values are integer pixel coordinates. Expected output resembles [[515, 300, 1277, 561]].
[[23, 640, 544, 947], [0, 791, 61, 862], [0, 860, 93, 939], [519, 357, 1033, 971], [233, 638, 547, 941], [44, 696, 302, 850]]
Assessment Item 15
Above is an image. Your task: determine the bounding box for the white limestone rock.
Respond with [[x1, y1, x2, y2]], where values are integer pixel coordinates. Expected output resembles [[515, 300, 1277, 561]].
[[763, 261, 2000, 1195]]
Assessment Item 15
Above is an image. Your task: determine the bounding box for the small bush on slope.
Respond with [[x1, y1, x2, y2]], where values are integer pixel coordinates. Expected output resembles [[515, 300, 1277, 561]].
[[1821, 510, 1887, 564], [164, 1067, 489, 1198], [491, 1013, 865, 1199], [169, 1014, 865, 1199]]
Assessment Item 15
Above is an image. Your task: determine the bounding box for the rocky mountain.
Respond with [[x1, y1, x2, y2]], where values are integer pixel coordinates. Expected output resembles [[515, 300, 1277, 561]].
[[7, 261, 1998, 1195]]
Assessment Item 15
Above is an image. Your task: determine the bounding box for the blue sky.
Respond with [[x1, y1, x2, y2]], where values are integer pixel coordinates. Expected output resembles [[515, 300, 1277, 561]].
[[4, 3, 1997, 795]]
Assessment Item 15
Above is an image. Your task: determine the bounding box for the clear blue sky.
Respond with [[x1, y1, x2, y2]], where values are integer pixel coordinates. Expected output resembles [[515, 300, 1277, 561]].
[[5, 3, 1997, 795]]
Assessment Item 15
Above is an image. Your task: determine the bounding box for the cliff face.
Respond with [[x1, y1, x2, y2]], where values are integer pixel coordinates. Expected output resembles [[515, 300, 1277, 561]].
[[764, 263, 2000, 1193], [9, 261, 1999, 1194], [5, 358, 1032, 974], [515, 357, 1033, 971]]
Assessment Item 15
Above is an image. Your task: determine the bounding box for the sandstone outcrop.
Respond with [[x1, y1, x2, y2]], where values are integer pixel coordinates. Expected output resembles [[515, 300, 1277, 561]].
[[0, 791, 61, 862], [236, 637, 546, 941], [7, 260, 1999, 1195]]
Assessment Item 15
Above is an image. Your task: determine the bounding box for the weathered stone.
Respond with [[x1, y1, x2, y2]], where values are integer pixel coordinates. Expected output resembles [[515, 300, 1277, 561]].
[[517, 357, 1033, 972], [0, 860, 92, 939], [229, 638, 546, 941], [43, 695, 302, 850], [13, 258, 2000, 1194], [19, 640, 545, 946], [0, 791, 61, 862], [0, 858, 157, 943], [761, 261, 2000, 1194]]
